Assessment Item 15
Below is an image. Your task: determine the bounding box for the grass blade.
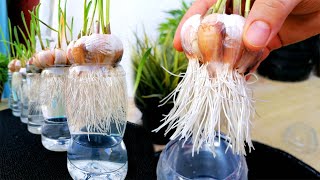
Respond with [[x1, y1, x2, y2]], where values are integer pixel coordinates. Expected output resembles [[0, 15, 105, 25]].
[[133, 48, 151, 95]]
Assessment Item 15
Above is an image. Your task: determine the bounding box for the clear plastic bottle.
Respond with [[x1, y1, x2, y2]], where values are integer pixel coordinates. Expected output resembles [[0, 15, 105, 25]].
[[67, 129, 128, 180], [8, 71, 13, 110], [27, 73, 44, 134], [41, 117, 70, 151], [66, 64, 128, 180], [41, 66, 70, 151], [20, 78, 28, 124], [11, 72, 22, 117], [157, 135, 248, 180]]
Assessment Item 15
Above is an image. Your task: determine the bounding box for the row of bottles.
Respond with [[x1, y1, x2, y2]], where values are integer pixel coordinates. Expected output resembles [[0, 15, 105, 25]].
[[8, 64, 248, 180], [8, 64, 128, 179]]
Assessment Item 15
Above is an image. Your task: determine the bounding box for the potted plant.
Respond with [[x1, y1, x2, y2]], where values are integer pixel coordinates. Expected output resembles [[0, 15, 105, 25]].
[[132, 2, 190, 145], [258, 35, 320, 82], [0, 53, 9, 102]]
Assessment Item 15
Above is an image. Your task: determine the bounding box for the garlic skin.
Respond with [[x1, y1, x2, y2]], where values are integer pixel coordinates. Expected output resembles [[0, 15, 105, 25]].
[[180, 14, 202, 59], [71, 34, 123, 66], [35, 49, 55, 69], [8, 59, 21, 72], [198, 14, 225, 63], [8, 60, 15, 72], [53, 48, 68, 65], [156, 13, 262, 156], [67, 41, 75, 64], [181, 14, 262, 73]]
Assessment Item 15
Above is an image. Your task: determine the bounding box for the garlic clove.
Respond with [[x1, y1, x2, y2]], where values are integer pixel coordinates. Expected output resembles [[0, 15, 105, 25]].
[[181, 14, 202, 59], [235, 48, 262, 74], [221, 14, 245, 66], [197, 15, 225, 63]]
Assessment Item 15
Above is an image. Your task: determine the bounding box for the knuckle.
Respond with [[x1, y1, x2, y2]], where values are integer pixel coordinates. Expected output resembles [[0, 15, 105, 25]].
[[262, 0, 288, 10]]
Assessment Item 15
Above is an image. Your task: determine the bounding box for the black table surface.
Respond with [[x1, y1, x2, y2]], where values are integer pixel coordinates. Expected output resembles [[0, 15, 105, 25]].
[[0, 109, 319, 180]]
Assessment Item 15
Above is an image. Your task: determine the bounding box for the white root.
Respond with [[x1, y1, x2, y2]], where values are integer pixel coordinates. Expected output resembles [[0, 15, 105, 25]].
[[65, 65, 127, 136], [12, 72, 23, 102], [40, 67, 69, 118], [153, 60, 254, 156], [27, 73, 43, 114]]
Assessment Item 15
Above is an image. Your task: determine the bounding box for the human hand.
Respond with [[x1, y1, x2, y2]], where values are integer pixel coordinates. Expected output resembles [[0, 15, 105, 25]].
[[173, 0, 320, 60]]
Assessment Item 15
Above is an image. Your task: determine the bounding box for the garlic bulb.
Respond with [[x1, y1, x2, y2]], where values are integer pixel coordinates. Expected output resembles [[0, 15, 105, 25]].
[[71, 33, 123, 66], [8, 59, 21, 72], [53, 48, 68, 65], [155, 13, 263, 156], [34, 49, 55, 68], [33, 48, 70, 69], [182, 14, 262, 74]]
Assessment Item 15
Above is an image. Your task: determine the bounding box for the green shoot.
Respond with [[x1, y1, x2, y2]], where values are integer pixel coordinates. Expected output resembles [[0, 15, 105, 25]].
[[21, 11, 31, 40], [98, 0, 105, 34], [17, 26, 31, 54], [87, 0, 97, 35], [214, 0, 224, 13], [233, 0, 242, 15], [66, 17, 74, 41], [218, 0, 227, 14], [29, 11, 58, 33], [29, 4, 45, 50], [245, 0, 251, 17], [82, 0, 92, 36], [58, 0, 61, 48], [8, 19, 15, 59], [64, 0, 74, 42], [105, 0, 110, 33], [20, 11, 36, 54], [97, 0, 110, 34]]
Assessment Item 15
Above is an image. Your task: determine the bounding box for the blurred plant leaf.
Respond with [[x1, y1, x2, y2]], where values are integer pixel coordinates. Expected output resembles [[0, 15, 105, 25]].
[[132, 1, 191, 107]]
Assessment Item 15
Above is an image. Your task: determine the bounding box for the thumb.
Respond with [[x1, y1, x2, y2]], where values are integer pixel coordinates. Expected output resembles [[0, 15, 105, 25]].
[[243, 0, 301, 51]]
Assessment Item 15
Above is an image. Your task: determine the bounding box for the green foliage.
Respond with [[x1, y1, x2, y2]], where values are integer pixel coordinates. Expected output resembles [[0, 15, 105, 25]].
[[158, 1, 189, 44], [132, 1, 191, 106], [0, 53, 9, 92]]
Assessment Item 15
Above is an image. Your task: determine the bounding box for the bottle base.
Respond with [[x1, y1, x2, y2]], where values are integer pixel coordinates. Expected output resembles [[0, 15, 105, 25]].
[[12, 110, 21, 117], [41, 135, 70, 152], [20, 117, 28, 124], [67, 159, 128, 180], [28, 125, 42, 134]]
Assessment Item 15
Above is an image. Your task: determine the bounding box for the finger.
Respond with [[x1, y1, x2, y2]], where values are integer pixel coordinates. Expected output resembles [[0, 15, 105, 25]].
[[278, 12, 320, 46], [243, 0, 301, 51], [173, 0, 216, 51]]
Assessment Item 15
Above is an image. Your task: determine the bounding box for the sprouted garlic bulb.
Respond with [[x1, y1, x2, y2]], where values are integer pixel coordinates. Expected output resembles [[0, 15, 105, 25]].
[[34, 49, 54, 69], [66, 32, 127, 136], [71, 33, 123, 66], [8, 59, 22, 72], [33, 48, 70, 69], [154, 13, 263, 156]]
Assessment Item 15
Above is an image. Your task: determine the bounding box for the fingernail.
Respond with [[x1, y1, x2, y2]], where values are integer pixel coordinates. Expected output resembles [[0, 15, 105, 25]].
[[245, 21, 271, 47]]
